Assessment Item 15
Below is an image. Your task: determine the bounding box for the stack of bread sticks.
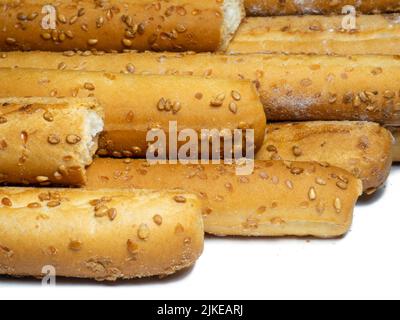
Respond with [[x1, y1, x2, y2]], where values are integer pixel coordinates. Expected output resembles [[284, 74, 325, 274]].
[[0, 0, 399, 282]]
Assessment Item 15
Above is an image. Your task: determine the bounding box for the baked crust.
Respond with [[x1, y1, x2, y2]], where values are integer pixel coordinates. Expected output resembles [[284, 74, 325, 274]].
[[2, 51, 399, 124], [0, 97, 104, 187], [256, 121, 394, 194], [228, 15, 400, 56], [0, 67, 266, 158], [86, 159, 363, 238], [0, 0, 245, 52], [245, 0, 400, 16], [0, 187, 204, 281]]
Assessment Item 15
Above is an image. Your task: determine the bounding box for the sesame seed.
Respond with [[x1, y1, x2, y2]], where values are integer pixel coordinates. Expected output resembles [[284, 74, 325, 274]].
[[65, 31, 74, 39], [122, 39, 133, 47], [153, 215, 163, 226], [225, 183, 233, 191], [107, 208, 117, 221], [259, 172, 269, 180], [66, 134, 81, 145], [266, 145, 277, 153], [57, 14, 67, 24], [47, 201, 61, 208], [229, 102, 238, 114], [138, 224, 150, 240], [231, 91, 242, 101], [315, 177, 327, 185], [172, 101, 182, 114], [69, 240, 82, 251], [94, 205, 108, 217], [27, 202, 41, 209], [176, 24, 187, 33], [290, 167, 304, 175], [87, 39, 98, 46], [54, 171, 63, 180], [210, 93, 226, 107], [56, 62, 67, 71], [89, 199, 101, 206], [286, 180, 294, 189], [292, 146, 302, 157], [174, 195, 187, 203], [1, 197, 12, 207], [308, 187, 317, 201], [157, 98, 166, 111], [78, 8, 86, 17], [126, 63, 135, 73], [48, 134, 60, 145], [5, 38, 17, 45], [257, 206, 267, 214], [336, 181, 348, 190], [47, 246, 58, 256], [36, 176, 49, 183], [28, 13, 38, 21], [334, 198, 342, 213], [41, 32, 51, 40], [38, 193, 51, 201], [127, 239, 138, 254], [83, 82, 95, 91]]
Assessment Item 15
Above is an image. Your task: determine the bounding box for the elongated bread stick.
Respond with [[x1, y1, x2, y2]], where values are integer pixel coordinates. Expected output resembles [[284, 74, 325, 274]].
[[228, 15, 400, 56], [0, 97, 103, 187], [387, 127, 400, 162], [245, 0, 400, 16], [86, 159, 363, 238], [256, 121, 393, 194], [2, 51, 399, 124], [0, 188, 203, 281], [0, 0, 244, 52], [0, 68, 266, 157]]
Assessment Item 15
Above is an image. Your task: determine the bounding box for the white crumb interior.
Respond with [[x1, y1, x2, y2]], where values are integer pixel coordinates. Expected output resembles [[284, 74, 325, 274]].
[[82, 110, 104, 165], [222, 0, 244, 50]]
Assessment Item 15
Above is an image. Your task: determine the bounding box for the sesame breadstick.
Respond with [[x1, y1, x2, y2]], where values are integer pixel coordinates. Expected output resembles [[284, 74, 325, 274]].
[[86, 159, 363, 238], [0, 97, 104, 187], [245, 0, 400, 16], [387, 127, 400, 162], [2, 51, 399, 124], [228, 15, 400, 56], [0, 68, 266, 158], [0, 0, 244, 52], [256, 122, 394, 194], [0, 188, 203, 281]]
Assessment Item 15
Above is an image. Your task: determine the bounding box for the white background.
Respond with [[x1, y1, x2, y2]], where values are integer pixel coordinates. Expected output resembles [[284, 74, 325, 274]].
[[1, 166, 399, 300]]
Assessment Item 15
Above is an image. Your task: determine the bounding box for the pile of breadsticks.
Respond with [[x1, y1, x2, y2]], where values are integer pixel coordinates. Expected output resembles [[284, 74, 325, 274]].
[[0, 0, 399, 282]]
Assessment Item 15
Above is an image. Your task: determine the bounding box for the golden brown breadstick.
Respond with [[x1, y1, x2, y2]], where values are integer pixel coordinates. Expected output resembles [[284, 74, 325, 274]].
[[256, 122, 393, 194], [245, 0, 400, 16], [0, 188, 203, 281], [0, 0, 244, 52], [0, 97, 103, 187], [228, 15, 400, 56], [2, 51, 399, 124], [0, 68, 266, 158], [387, 127, 400, 162], [86, 159, 362, 238]]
